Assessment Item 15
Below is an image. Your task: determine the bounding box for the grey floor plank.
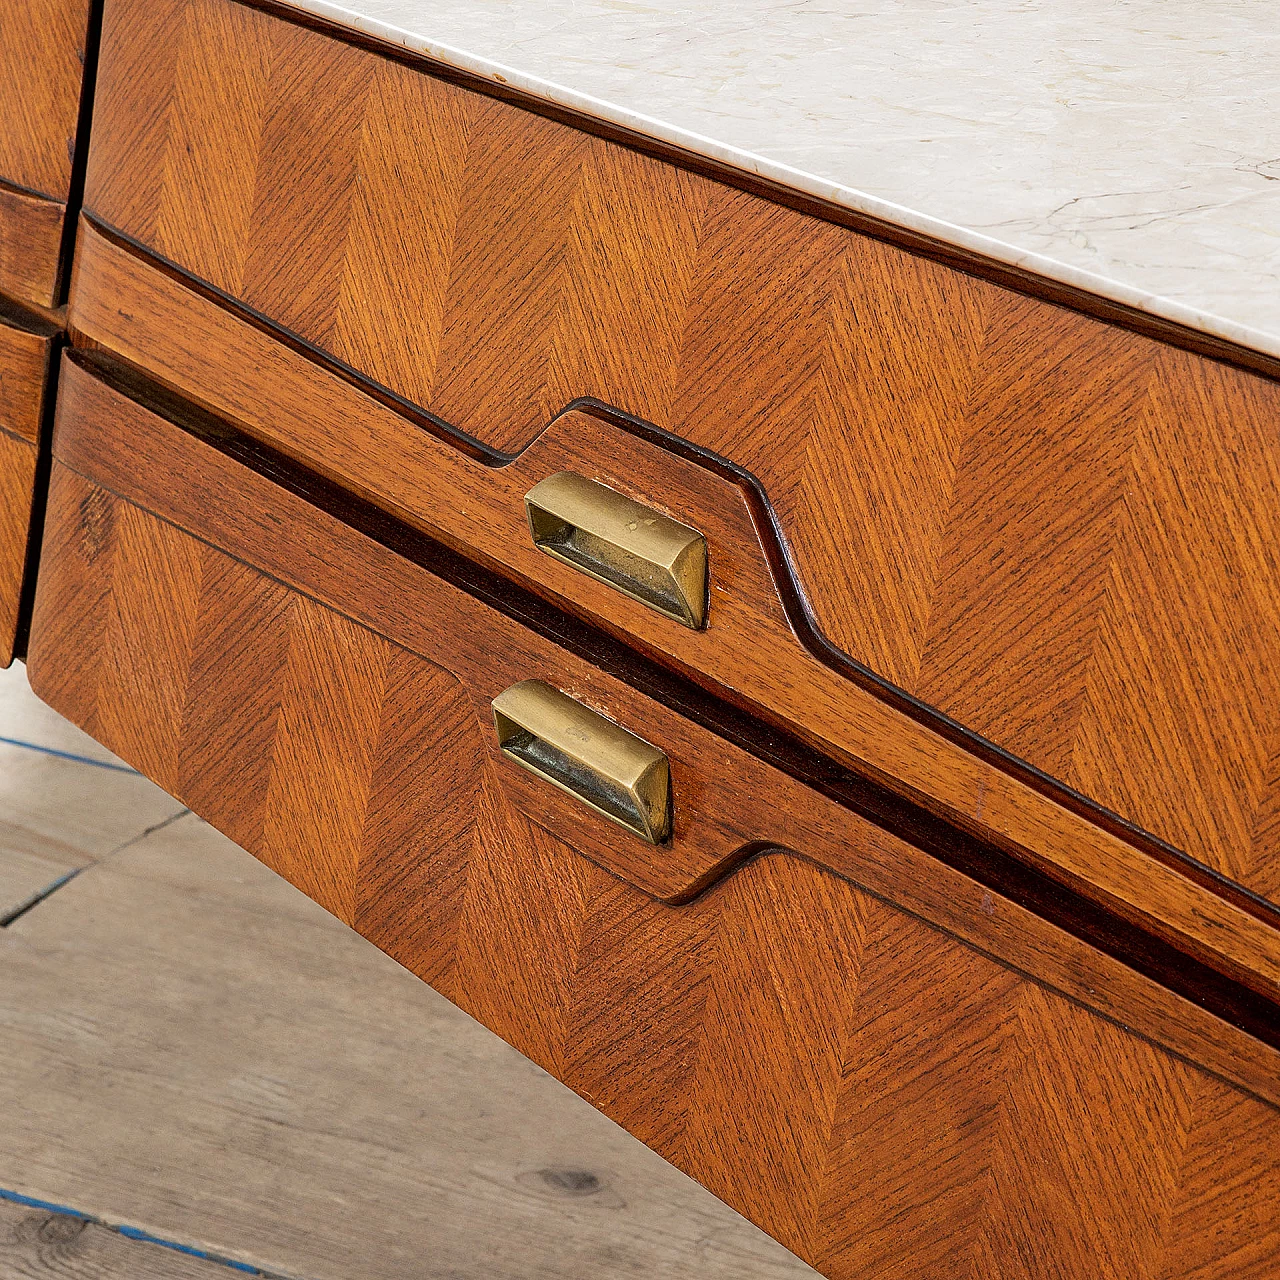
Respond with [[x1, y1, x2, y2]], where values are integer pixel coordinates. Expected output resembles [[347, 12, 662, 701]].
[[0, 664, 188, 918], [0, 821, 87, 925], [0, 1198, 243, 1279], [0, 813, 817, 1280], [0, 739, 183, 848], [0, 744, 187, 917]]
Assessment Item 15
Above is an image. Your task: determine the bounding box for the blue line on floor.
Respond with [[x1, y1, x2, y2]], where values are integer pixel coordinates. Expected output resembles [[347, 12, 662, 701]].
[[0, 735, 139, 773], [0, 1186, 262, 1273], [0, 1186, 87, 1220], [115, 1224, 260, 1273]]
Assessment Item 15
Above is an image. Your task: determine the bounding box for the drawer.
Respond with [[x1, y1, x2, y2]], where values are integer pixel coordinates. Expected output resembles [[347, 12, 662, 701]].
[[27, 351, 1280, 1278], [0, 0, 94, 308], [0, 304, 56, 666], [58, 231, 1280, 1014], [77, 0, 1280, 923], [0, 186, 64, 312]]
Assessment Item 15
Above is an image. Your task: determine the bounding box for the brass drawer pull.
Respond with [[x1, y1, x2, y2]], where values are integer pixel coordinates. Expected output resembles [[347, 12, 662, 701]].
[[524, 472, 708, 628], [492, 680, 673, 844]]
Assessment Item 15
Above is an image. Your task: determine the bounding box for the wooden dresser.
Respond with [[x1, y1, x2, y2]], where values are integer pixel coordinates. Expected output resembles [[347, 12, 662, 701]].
[[16, 0, 1280, 1273], [0, 0, 97, 665]]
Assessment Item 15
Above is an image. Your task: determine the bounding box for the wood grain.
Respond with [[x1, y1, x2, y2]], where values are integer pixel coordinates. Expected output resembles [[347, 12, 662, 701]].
[[30, 355, 1280, 1094], [0, 311, 55, 443], [0, 187, 65, 311], [0, 308, 56, 669], [67, 223, 1280, 1013], [0, 0, 93, 201], [27, 367, 1280, 1280], [0, 1200, 228, 1279], [79, 0, 1280, 916], [0, 0, 95, 306]]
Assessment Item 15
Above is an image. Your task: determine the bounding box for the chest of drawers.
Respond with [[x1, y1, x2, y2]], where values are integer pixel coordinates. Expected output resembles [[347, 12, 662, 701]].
[[16, 0, 1280, 1273], [0, 0, 97, 664], [74, 0, 1280, 918]]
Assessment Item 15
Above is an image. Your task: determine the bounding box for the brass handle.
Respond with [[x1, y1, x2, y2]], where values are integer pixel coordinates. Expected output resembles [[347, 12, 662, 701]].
[[492, 680, 673, 844], [524, 472, 708, 628]]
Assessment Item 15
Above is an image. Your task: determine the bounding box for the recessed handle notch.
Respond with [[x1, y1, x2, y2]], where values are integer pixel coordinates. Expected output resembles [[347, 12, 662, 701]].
[[492, 679, 672, 844], [525, 472, 708, 628]]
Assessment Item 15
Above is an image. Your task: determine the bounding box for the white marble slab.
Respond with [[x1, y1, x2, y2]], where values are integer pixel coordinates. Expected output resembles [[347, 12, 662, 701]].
[[282, 0, 1280, 361]]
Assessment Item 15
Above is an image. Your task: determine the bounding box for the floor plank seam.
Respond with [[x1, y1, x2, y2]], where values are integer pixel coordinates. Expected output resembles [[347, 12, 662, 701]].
[[0, 866, 84, 927], [0, 1187, 301, 1278], [99, 806, 194, 861], [0, 811, 189, 927]]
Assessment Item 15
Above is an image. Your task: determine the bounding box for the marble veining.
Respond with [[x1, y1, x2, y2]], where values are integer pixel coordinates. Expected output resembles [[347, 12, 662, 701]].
[[284, 0, 1280, 360]]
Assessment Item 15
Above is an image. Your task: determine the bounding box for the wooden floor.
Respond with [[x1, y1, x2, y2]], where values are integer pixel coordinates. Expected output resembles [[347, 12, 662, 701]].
[[0, 660, 817, 1279]]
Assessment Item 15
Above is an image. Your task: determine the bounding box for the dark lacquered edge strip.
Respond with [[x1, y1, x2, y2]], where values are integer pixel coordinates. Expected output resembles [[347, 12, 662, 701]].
[[81, 216, 498, 464], [0, 174, 63, 207], [55, 0, 105, 307], [12, 333, 64, 662], [63, 343, 1280, 1053], [244, 0, 1280, 386], [80, 213, 1280, 937]]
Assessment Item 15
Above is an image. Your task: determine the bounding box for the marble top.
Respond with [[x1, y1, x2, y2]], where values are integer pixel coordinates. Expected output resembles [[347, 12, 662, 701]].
[[287, 0, 1280, 361]]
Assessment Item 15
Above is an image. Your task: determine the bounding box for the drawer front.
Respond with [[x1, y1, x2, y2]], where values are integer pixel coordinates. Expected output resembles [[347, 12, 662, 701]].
[[0, 310, 54, 666], [0, 187, 64, 312], [79, 0, 1280, 915], [67, 243, 1280, 1004], [0, 0, 93, 307], [28, 353, 1280, 1279], [0, 309, 52, 443], [0, 0, 92, 201]]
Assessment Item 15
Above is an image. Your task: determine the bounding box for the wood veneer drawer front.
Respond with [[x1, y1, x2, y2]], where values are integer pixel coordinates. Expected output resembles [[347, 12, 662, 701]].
[[0, 309, 55, 667], [0, 310, 52, 445], [0, 0, 94, 307], [80, 0, 1280, 916], [0, 188, 65, 311], [28, 354, 1280, 1280], [50, 279, 1280, 1023], [0, 0, 93, 201]]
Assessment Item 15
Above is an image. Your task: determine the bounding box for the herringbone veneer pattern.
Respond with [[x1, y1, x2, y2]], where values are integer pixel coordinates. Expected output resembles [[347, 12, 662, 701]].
[[0, 0, 92, 201], [0, 0, 92, 305], [29, 458, 1280, 1280], [84, 0, 1280, 903]]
